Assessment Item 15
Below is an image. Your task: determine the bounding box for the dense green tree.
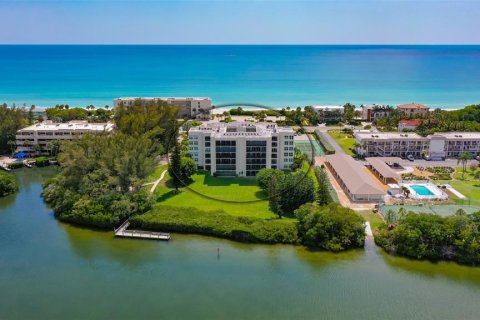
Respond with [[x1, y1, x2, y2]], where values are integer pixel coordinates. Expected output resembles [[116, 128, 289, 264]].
[[0, 104, 30, 154], [295, 203, 365, 251], [342, 103, 356, 124], [0, 171, 18, 197], [180, 157, 196, 182], [277, 171, 315, 215], [375, 211, 480, 265], [168, 131, 183, 191], [256, 168, 285, 190], [42, 132, 156, 228], [114, 99, 178, 151], [315, 166, 332, 206]]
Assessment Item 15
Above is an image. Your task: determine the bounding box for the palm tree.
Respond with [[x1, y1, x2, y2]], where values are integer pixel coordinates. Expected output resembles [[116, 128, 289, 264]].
[[7, 140, 16, 156], [32, 144, 41, 156], [401, 186, 410, 198], [457, 152, 472, 180]]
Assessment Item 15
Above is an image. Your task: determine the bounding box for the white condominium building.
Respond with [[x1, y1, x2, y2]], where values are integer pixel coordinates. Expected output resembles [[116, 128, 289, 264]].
[[16, 120, 114, 155], [113, 97, 212, 120], [188, 122, 295, 177], [355, 132, 429, 158], [428, 132, 480, 160]]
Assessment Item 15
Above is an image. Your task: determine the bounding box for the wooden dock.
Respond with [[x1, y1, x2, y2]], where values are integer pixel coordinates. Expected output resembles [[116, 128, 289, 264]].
[[114, 220, 170, 241]]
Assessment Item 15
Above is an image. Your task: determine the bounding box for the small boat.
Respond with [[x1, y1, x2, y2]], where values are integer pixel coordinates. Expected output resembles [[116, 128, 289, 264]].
[[0, 165, 11, 172], [23, 160, 34, 168]]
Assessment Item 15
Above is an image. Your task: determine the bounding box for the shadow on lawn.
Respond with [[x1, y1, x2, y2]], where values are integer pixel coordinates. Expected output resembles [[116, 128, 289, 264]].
[[200, 172, 258, 187]]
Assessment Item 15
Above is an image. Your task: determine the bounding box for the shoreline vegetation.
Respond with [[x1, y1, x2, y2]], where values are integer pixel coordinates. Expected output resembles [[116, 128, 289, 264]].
[[0, 171, 18, 197], [0, 99, 476, 261]]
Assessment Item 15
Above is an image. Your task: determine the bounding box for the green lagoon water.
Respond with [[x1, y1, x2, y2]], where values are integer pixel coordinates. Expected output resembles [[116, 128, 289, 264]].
[[1, 168, 480, 319]]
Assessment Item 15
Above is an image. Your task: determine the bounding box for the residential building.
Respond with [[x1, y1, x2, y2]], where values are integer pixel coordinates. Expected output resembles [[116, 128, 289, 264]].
[[15, 120, 114, 155], [361, 104, 391, 122], [113, 97, 212, 120], [325, 153, 384, 202], [355, 132, 429, 158], [428, 132, 480, 160], [397, 103, 429, 117], [188, 122, 295, 177], [398, 119, 421, 132], [313, 105, 344, 122]]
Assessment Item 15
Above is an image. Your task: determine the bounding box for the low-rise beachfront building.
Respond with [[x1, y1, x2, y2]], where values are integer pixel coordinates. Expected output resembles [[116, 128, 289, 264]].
[[397, 103, 429, 117], [15, 120, 114, 155], [113, 97, 212, 120], [361, 104, 391, 122], [313, 105, 344, 122], [188, 122, 295, 177], [398, 119, 422, 132], [428, 132, 480, 160], [325, 153, 384, 202], [355, 132, 429, 158]]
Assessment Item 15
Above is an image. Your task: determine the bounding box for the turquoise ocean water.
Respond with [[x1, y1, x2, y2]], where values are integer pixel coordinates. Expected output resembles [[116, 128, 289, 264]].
[[0, 45, 479, 109]]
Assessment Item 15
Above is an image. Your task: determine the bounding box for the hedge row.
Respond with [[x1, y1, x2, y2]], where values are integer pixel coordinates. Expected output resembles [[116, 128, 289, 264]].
[[130, 206, 299, 244], [33, 156, 50, 167], [314, 129, 336, 154]]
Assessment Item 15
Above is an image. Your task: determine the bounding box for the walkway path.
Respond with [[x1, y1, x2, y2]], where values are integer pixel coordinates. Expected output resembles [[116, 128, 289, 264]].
[[365, 221, 373, 237], [150, 170, 167, 194]]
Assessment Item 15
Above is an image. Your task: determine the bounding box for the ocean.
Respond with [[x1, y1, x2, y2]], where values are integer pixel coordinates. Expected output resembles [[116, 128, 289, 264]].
[[0, 45, 479, 109]]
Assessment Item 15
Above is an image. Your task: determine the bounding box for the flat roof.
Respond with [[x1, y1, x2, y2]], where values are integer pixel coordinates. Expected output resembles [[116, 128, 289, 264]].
[[189, 122, 293, 138], [355, 132, 428, 141], [429, 132, 480, 139], [19, 121, 114, 132], [365, 157, 401, 180], [325, 154, 384, 196]]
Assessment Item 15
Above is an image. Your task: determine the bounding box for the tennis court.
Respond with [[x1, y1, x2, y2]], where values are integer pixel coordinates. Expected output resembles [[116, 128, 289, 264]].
[[295, 136, 325, 160], [380, 204, 480, 217]]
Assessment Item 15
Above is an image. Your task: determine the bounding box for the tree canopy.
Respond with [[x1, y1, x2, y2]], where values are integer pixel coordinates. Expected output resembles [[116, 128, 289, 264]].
[[375, 211, 480, 265], [0, 103, 31, 154], [42, 132, 156, 228], [295, 203, 365, 251], [0, 171, 18, 197]]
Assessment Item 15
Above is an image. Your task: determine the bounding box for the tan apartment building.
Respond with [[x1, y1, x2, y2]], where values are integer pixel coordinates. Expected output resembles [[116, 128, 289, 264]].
[[428, 132, 480, 160], [16, 120, 114, 155], [355, 132, 429, 158], [397, 103, 429, 117]]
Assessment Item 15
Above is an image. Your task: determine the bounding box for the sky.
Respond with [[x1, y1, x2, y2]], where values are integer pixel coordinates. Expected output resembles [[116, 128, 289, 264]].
[[0, 0, 479, 44]]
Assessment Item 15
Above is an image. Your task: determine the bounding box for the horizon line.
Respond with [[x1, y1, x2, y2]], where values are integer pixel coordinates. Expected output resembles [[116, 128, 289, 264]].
[[1, 43, 480, 46]]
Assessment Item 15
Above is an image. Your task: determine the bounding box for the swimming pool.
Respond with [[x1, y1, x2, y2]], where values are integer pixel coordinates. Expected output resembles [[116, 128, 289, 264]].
[[410, 185, 435, 196], [402, 183, 448, 200]]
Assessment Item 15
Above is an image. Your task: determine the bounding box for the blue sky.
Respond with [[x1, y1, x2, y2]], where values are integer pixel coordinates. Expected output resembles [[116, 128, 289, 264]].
[[1, 0, 479, 44]]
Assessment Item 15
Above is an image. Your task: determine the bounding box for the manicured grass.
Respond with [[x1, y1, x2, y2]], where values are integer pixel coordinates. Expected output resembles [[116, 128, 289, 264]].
[[453, 166, 479, 180], [146, 164, 168, 183], [328, 130, 355, 156], [448, 180, 480, 206], [356, 210, 385, 231], [154, 171, 276, 218]]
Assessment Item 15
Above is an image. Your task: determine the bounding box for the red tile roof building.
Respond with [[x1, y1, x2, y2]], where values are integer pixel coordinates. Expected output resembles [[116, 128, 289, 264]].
[[398, 119, 422, 131], [397, 103, 429, 117]]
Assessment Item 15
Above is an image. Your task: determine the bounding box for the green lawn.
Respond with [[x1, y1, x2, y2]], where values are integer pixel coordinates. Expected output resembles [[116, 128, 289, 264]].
[[328, 130, 355, 156], [453, 166, 479, 180], [154, 171, 276, 218], [356, 210, 385, 231], [146, 164, 168, 183], [448, 180, 480, 206]]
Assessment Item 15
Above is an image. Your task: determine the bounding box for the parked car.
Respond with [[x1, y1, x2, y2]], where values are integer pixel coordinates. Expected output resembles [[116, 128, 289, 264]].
[[406, 154, 415, 161]]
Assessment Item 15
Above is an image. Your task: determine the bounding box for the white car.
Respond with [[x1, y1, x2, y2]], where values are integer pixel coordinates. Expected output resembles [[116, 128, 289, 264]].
[[406, 155, 415, 161]]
